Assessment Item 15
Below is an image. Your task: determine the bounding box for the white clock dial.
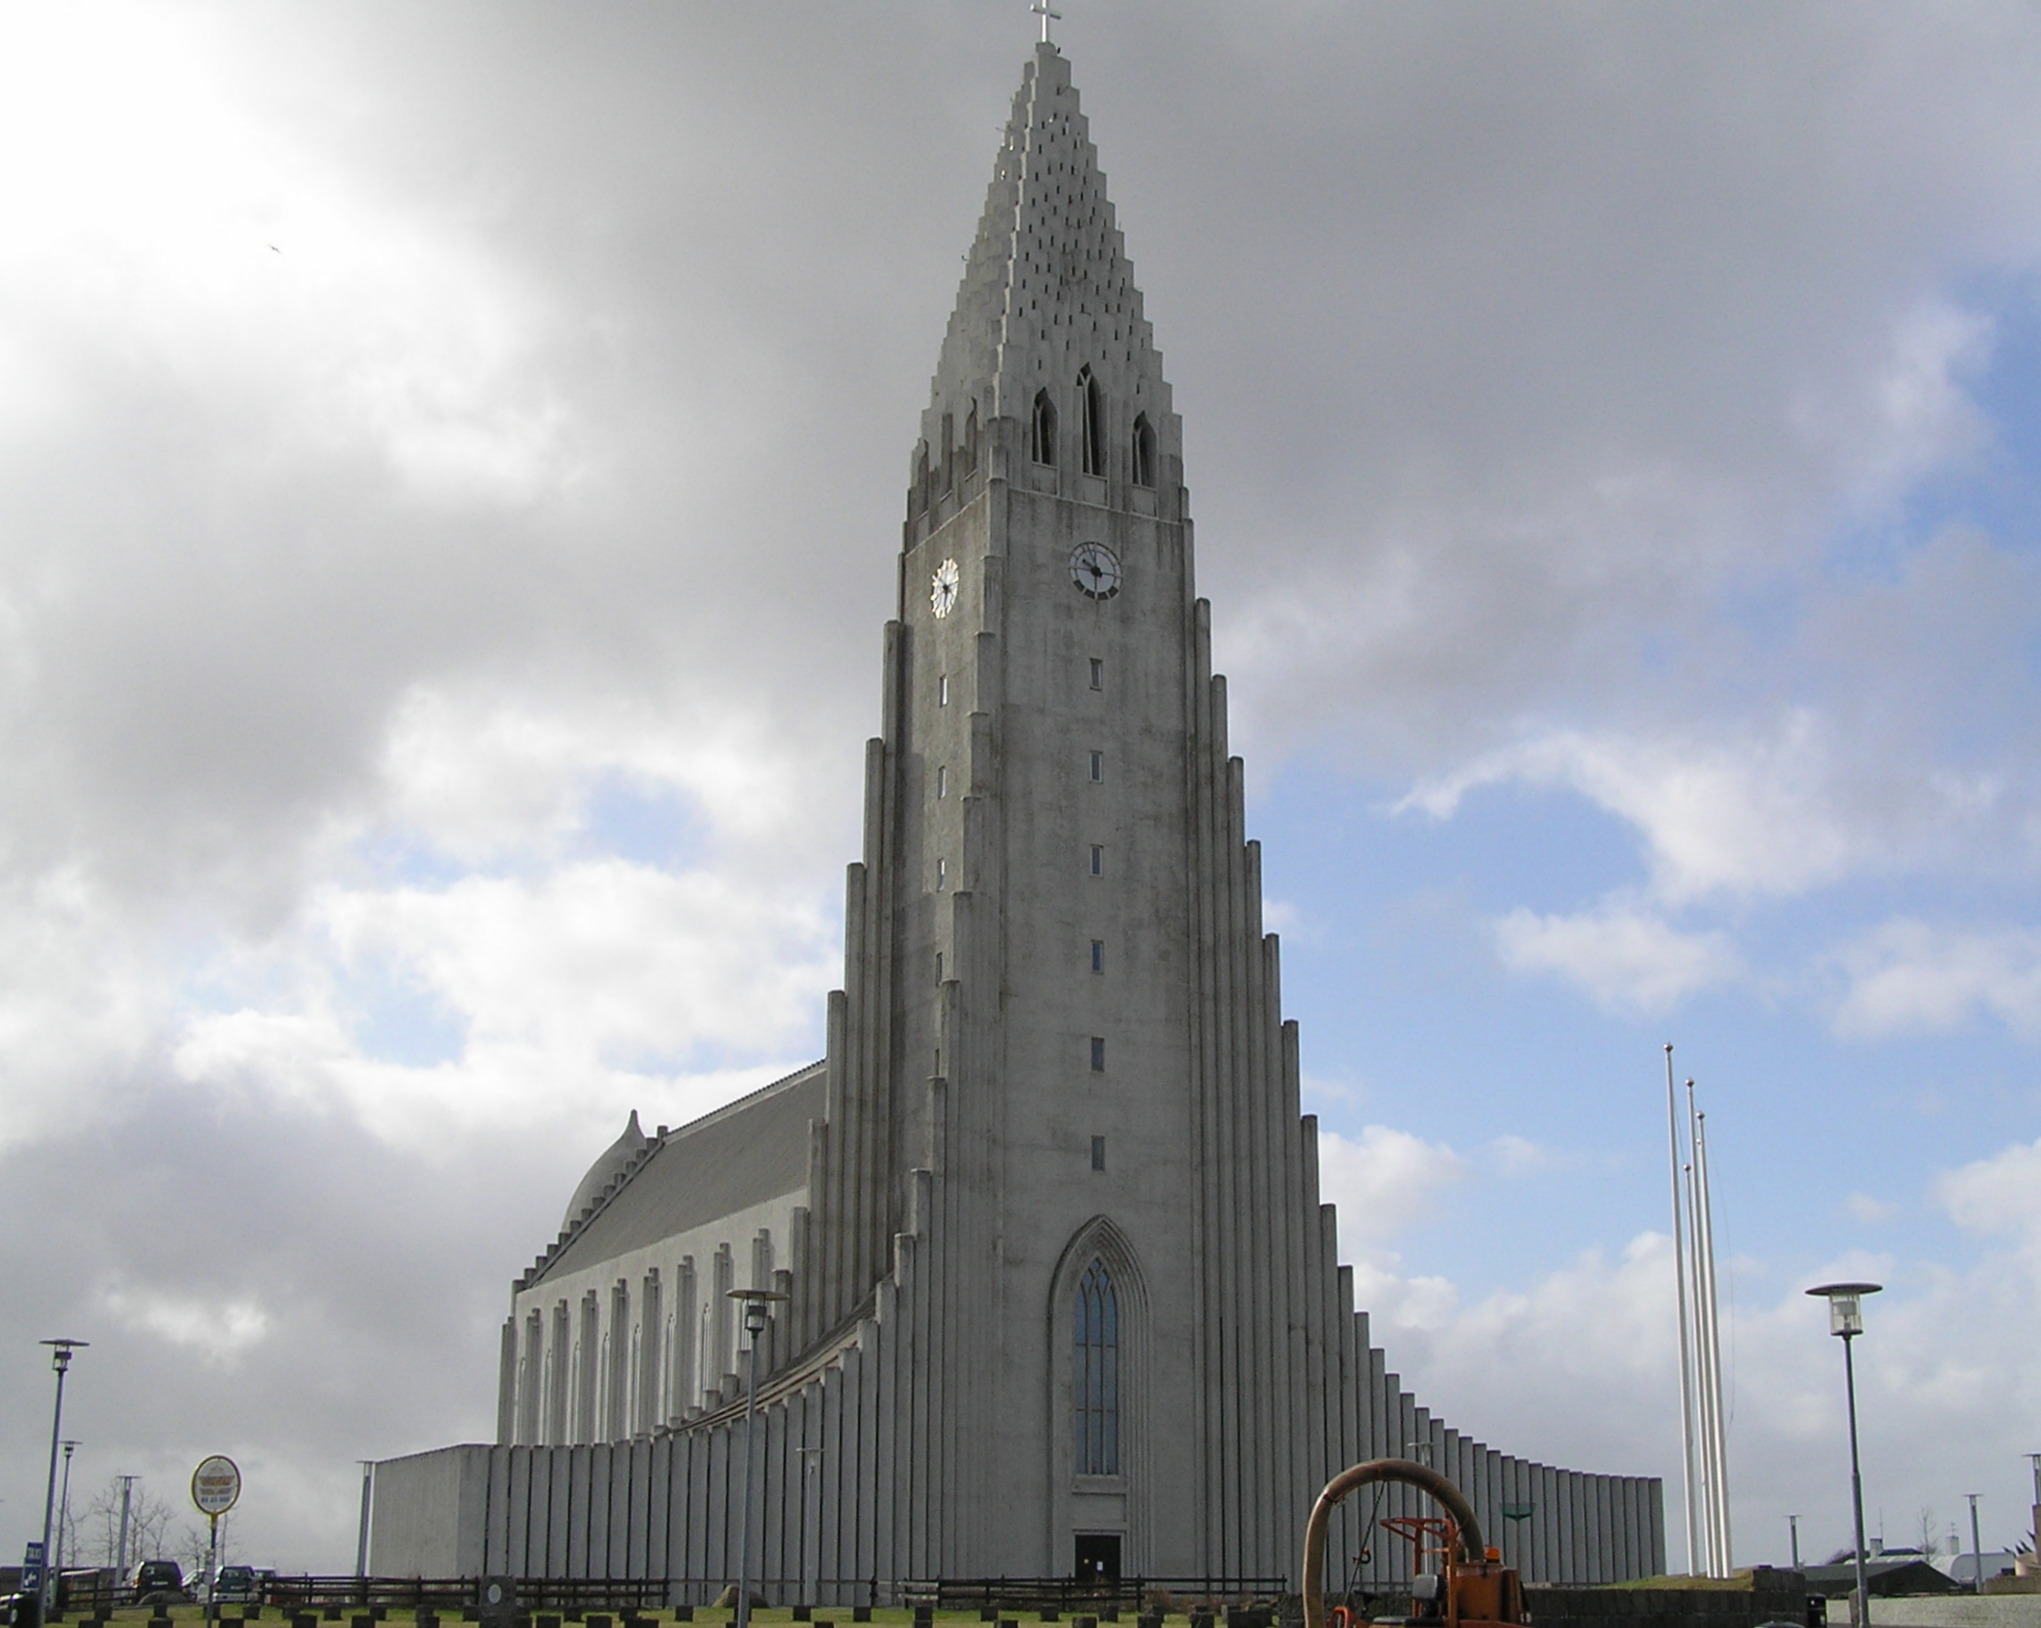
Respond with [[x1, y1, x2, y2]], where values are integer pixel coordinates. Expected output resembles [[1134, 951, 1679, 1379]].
[[931, 557, 961, 618], [1069, 542, 1122, 600]]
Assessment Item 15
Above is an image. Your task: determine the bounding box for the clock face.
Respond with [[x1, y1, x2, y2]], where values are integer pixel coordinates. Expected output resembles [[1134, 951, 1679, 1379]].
[[931, 557, 961, 618], [1069, 542, 1122, 600]]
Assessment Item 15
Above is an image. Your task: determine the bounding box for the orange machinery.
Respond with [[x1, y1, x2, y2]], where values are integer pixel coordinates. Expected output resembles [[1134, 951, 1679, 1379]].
[[1302, 1459, 1529, 1628]]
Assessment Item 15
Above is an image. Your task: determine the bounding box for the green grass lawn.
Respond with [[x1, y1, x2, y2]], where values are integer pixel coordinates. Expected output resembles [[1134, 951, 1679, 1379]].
[[57, 1612, 1204, 1628]]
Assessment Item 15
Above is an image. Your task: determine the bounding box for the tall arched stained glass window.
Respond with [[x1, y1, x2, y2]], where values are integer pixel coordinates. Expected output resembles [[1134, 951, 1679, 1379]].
[[1074, 1258, 1119, 1475]]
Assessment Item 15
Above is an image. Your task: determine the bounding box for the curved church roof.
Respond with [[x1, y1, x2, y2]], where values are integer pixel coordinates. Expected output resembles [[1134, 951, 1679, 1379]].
[[522, 1061, 828, 1291], [560, 1108, 651, 1234]]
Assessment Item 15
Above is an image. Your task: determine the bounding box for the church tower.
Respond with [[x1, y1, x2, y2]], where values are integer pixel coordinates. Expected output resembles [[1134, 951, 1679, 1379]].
[[795, 37, 1214, 1573], [373, 39, 1664, 1594], [782, 36, 1334, 1573]]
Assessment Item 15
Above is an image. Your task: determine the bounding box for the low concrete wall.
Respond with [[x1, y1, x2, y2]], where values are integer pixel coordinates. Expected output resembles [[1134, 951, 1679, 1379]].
[[369, 1444, 492, 1577], [1527, 1573, 1809, 1628], [1867, 1600, 2041, 1628]]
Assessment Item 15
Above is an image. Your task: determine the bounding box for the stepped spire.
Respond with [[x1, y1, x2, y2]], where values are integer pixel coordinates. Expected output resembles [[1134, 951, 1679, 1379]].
[[916, 43, 1176, 496]]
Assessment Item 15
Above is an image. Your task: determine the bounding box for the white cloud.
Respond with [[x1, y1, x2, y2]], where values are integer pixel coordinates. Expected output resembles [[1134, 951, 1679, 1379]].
[[1937, 1137, 2041, 1273], [0, 866, 166, 1150], [1845, 1192, 1901, 1225], [97, 1281, 273, 1367], [0, 4, 578, 506], [1317, 1124, 1471, 1253], [1483, 1133, 1557, 1178], [174, 856, 834, 1151], [376, 686, 834, 868], [1406, 718, 1869, 903], [1493, 898, 1742, 1015], [1833, 919, 2041, 1040]]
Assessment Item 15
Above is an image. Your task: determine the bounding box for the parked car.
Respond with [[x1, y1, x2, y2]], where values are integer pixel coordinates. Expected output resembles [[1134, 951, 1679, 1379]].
[[211, 1567, 260, 1604], [131, 1560, 187, 1605]]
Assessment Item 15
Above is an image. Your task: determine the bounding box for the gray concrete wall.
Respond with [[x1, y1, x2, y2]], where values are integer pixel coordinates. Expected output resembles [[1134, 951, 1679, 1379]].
[[369, 1444, 491, 1576], [1868, 1600, 2041, 1628]]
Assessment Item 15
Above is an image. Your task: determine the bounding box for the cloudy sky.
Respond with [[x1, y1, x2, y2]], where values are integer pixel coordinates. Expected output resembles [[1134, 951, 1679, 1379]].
[[5, 0, 2040, 1579]]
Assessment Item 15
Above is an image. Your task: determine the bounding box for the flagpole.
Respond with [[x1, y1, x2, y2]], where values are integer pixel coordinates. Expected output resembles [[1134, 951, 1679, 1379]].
[[1665, 1045, 1701, 1575]]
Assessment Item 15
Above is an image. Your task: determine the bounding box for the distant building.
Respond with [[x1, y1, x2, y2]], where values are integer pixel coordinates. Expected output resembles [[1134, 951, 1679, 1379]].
[[370, 38, 1661, 1592], [1935, 1551, 2022, 1587], [1806, 1559, 1963, 1598]]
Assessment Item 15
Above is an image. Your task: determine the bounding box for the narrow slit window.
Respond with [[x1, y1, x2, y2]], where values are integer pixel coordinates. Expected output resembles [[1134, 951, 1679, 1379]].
[[1132, 413, 1156, 488], [1089, 657, 1104, 691], [1031, 388, 1058, 466], [938, 673, 949, 706], [1078, 366, 1106, 476], [1089, 844, 1104, 876], [936, 857, 947, 891], [1090, 1136, 1107, 1172], [1090, 940, 1104, 974], [936, 764, 948, 800], [1089, 750, 1104, 783], [1089, 1036, 1106, 1072], [935, 951, 944, 983]]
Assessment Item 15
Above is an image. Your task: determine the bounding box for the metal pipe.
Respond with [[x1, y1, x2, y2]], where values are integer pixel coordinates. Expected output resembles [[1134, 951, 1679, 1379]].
[[117, 1476, 135, 1581], [1843, 1333, 1870, 1627], [1693, 1103, 1733, 1574], [1686, 1153, 1718, 1572], [1302, 1458, 1486, 1628], [1665, 1047, 1701, 1575], [1967, 1493, 1983, 1596], [55, 1443, 78, 1580]]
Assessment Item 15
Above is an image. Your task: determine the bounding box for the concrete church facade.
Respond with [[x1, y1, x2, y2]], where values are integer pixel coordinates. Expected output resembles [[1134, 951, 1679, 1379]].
[[370, 41, 1664, 1592]]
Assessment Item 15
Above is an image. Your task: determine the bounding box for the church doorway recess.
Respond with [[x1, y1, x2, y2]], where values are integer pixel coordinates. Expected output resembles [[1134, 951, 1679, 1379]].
[[1074, 1533, 1122, 1582]]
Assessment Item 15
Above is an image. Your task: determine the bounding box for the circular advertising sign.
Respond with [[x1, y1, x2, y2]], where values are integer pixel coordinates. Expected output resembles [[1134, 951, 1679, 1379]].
[[191, 1455, 242, 1517]]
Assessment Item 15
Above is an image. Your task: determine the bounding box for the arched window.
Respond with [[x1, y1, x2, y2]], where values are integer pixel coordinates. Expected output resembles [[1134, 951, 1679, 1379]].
[[1074, 1258, 1119, 1474], [1031, 389, 1058, 466], [1131, 413, 1155, 488], [1079, 366, 1106, 476]]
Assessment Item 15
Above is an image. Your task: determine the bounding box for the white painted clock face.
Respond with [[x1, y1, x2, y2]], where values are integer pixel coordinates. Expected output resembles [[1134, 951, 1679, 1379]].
[[1069, 542, 1122, 600], [931, 557, 960, 618]]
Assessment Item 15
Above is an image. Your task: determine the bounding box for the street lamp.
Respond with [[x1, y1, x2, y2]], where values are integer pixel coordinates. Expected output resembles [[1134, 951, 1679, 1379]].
[[38, 1340, 88, 1620], [1807, 1284, 1881, 1628], [728, 1289, 788, 1628], [54, 1443, 80, 1579]]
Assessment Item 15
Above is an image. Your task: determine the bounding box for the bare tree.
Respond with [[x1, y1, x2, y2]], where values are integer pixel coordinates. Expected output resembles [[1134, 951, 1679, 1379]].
[[1915, 1507, 1941, 1559], [77, 1478, 178, 1570]]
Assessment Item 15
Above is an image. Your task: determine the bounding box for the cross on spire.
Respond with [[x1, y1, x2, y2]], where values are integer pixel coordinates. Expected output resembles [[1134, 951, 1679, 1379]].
[[1032, 1, 1062, 45]]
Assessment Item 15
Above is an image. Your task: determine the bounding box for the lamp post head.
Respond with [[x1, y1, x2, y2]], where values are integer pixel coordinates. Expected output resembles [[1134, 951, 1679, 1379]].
[[727, 1287, 788, 1338], [1807, 1281, 1882, 1337], [40, 1338, 89, 1373]]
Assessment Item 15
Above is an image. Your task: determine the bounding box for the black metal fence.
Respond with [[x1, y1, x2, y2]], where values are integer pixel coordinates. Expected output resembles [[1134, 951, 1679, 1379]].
[[898, 1580, 1289, 1613], [27, 1576, 1294, 1620]]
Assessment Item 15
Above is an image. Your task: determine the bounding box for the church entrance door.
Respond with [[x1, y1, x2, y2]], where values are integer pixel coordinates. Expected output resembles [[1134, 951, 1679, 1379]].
[[1073, 1533, 1122, 1582]]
